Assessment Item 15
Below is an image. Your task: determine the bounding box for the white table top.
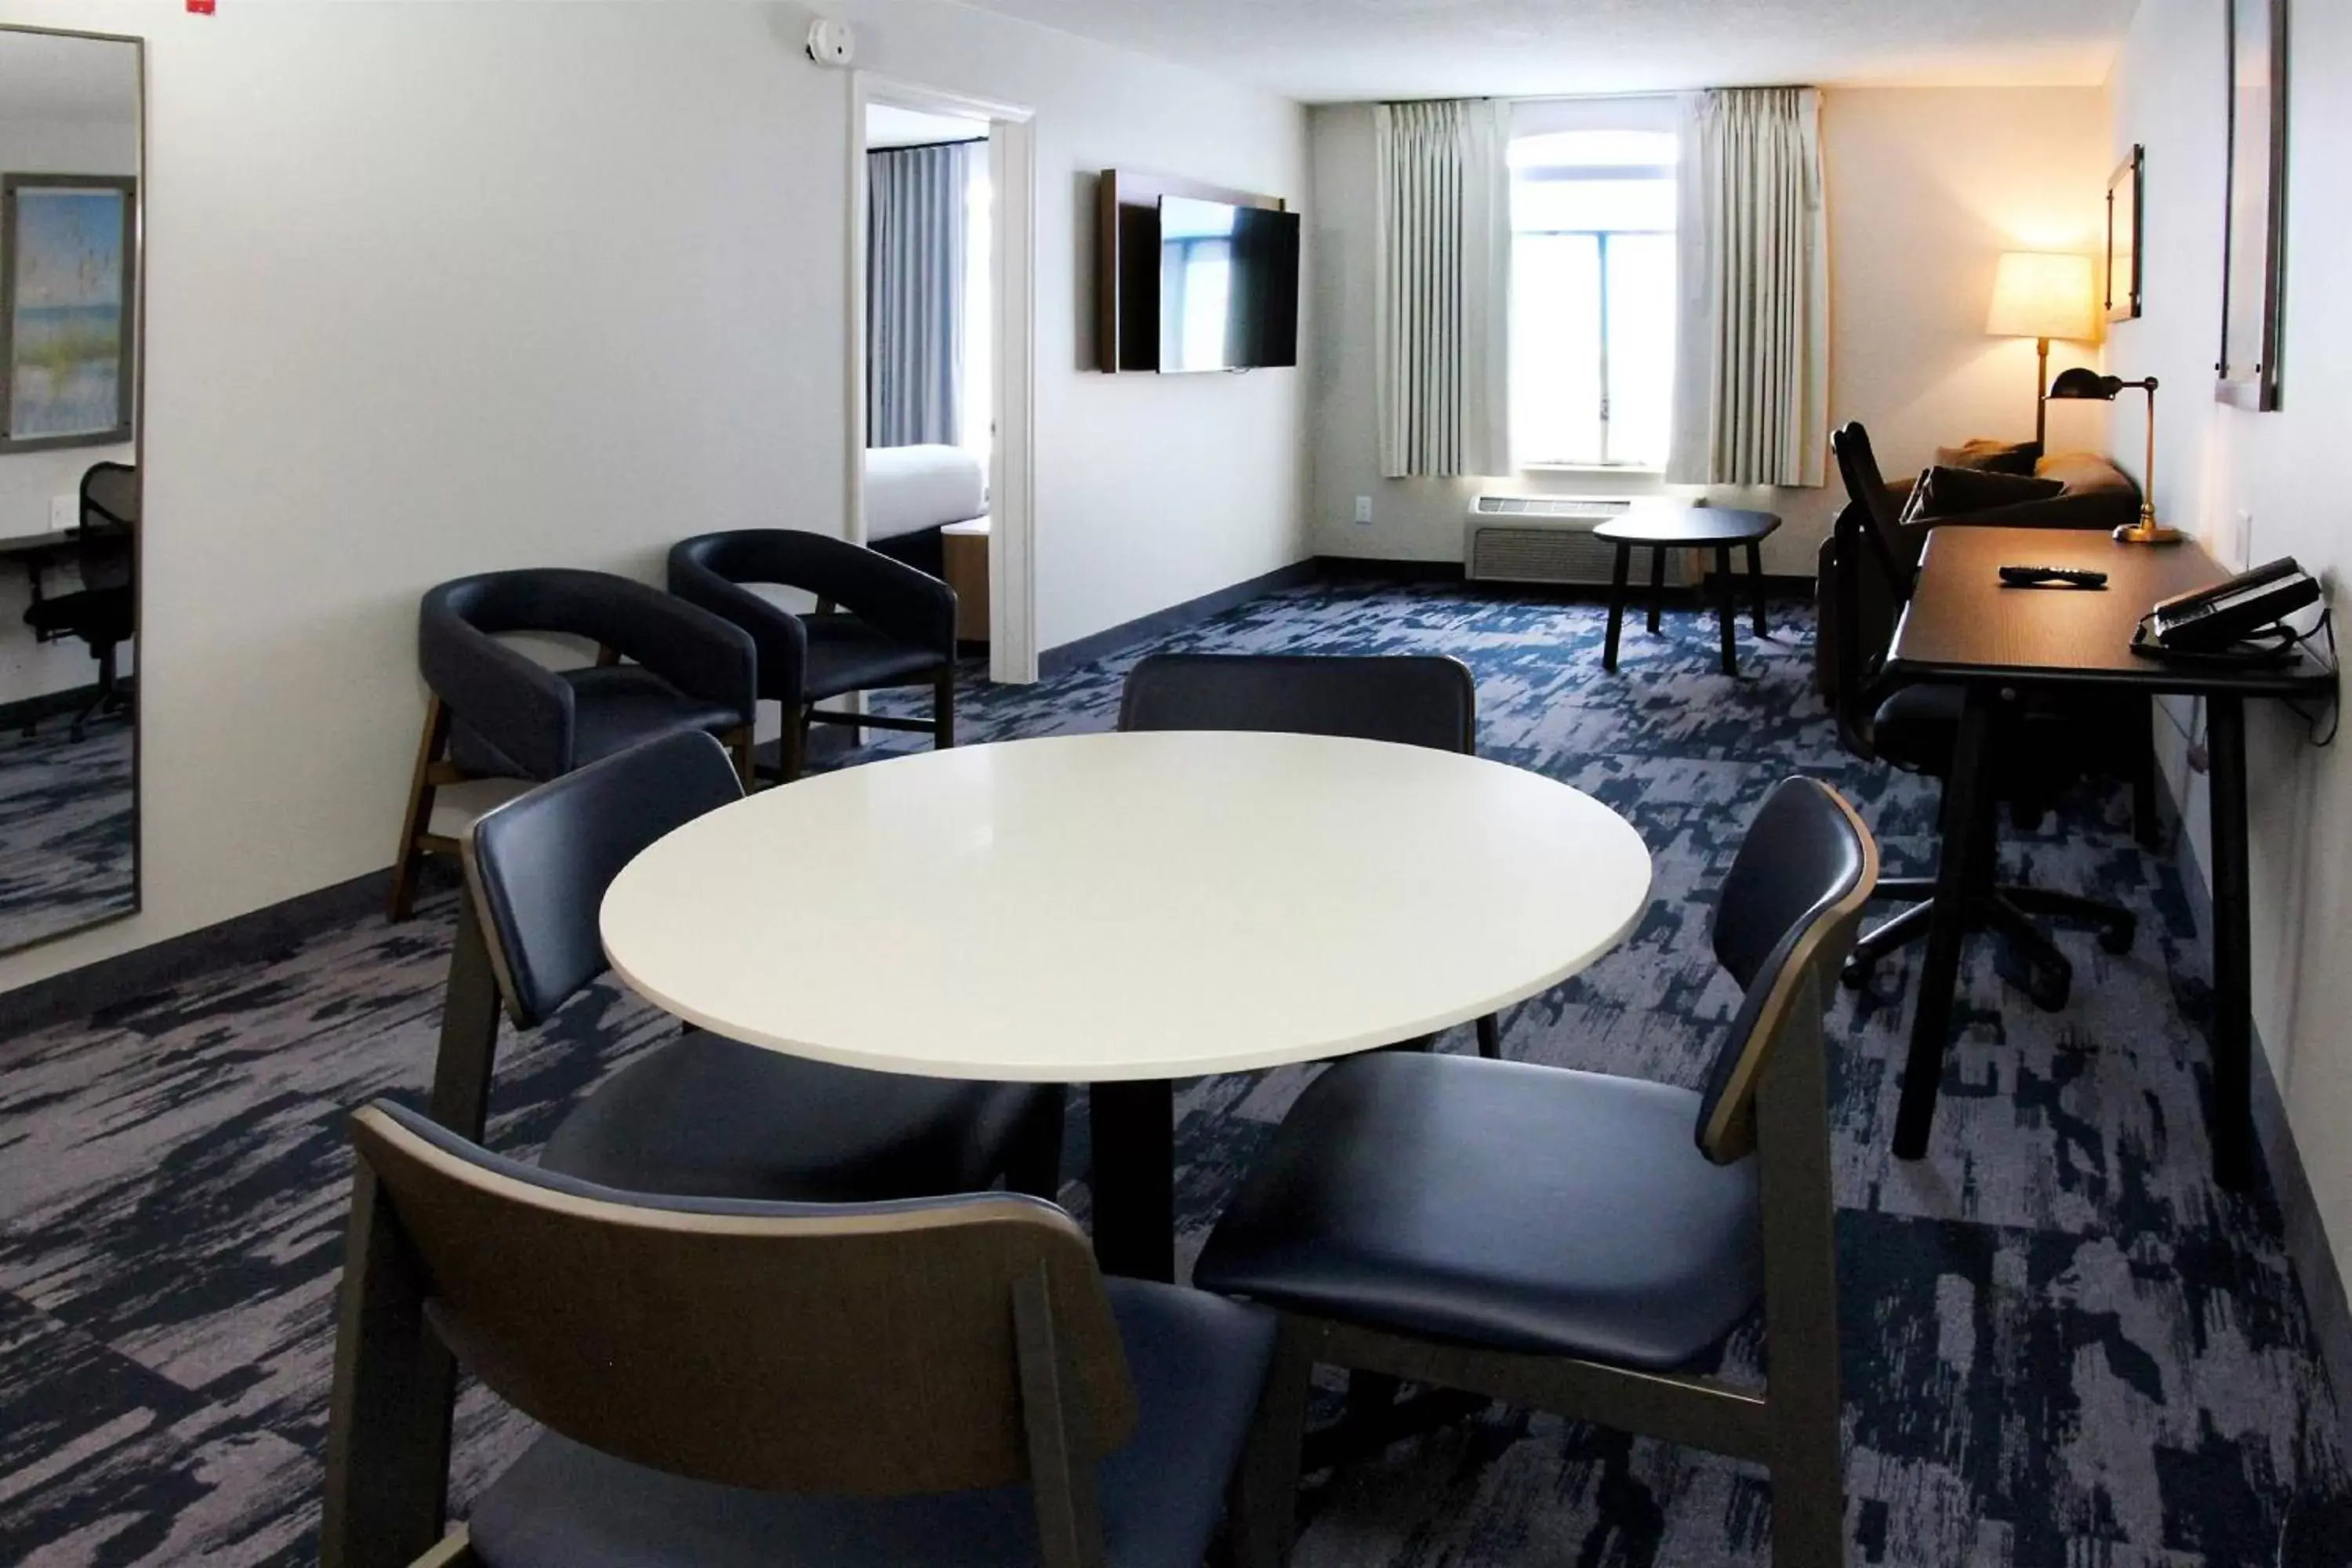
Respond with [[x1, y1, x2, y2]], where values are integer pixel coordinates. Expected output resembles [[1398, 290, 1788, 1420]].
[[601, 731, 1652, 1083]]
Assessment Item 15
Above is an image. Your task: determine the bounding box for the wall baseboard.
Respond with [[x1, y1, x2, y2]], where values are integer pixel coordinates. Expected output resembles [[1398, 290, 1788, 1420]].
[[1038, 559, 1321, 677], [0, 869, 397, 1046], [1314, 554, 1467, 583], [2163, 775, 2352, 1452], [0, 680, 118, 733], [1312, 556, 1818, 597]]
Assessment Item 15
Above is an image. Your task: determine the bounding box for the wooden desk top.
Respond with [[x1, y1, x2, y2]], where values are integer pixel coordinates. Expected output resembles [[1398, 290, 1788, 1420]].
[[1595, 506, 1780, 546], [1888, 526, 2336, 696]]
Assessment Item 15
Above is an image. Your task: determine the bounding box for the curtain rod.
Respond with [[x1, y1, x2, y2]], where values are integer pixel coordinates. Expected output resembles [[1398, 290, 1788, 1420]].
[[867, 135, 988, 154]]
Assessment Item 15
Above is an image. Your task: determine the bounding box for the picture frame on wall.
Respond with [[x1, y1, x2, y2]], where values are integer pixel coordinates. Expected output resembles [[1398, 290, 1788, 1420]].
[[2220, 0, 2288, 412], [2105, 145, 2143, 323], [0, 172, 136, 452]]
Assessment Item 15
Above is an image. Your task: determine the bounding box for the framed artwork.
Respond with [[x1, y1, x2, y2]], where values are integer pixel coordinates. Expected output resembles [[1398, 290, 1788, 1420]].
[[2220, 0, 2288, 411], [0, 173, 136, 451], [2105, 145, 2143, 323]]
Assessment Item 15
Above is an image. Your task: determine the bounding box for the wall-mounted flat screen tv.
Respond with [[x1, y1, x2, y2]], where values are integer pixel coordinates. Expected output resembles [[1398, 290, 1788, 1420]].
[[1156, 195, 1300, 372]]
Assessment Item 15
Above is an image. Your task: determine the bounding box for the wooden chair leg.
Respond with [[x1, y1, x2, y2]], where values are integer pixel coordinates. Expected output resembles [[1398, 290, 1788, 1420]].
[[935, 668, 956, 751], [728, 724, 757, 790], [779, 706, 808, 783], [1475, 1013, 1502, 1060], [1229, 1319, 1316, 1568], [388, 697, 453, 924]]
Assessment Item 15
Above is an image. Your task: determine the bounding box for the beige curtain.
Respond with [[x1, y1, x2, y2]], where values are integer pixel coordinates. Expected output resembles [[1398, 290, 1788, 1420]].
[[1666, 88, 1828, 488], [1375, 100, 1512, 478]]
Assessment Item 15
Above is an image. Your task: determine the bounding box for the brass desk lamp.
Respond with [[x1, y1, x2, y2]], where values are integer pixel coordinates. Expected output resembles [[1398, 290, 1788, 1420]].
[[2048, 367, 2180, 545]]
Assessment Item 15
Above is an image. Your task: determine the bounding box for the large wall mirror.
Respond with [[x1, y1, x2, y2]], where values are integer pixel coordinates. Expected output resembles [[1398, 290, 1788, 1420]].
[[0, 25, 142, 956]]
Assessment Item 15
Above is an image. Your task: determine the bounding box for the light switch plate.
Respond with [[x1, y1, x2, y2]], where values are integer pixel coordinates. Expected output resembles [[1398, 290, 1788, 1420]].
[[1353, 495, 1373, 524], [49, 495, 77, 532]]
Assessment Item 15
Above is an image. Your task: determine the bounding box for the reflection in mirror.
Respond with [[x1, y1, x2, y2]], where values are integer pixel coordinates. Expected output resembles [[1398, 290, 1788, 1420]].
[[0, 26, 141, 956]]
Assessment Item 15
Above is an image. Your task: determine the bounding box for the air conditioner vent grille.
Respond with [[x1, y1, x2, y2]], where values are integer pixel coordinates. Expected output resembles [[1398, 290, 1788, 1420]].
[[1471, 495, 1635, 521]]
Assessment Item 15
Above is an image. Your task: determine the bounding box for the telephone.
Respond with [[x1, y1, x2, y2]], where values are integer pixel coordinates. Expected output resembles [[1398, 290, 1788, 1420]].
[[2138, 557, 2321, 655]]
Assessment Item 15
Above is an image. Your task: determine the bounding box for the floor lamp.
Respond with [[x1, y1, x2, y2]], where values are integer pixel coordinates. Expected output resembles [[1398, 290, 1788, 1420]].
[[1987, 252, 2099, 452]]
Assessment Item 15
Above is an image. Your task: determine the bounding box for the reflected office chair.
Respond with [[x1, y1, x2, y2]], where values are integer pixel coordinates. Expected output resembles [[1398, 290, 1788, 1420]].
[[430, 728, 1065, 1206], [1826, 499, 2134, 1010], [390, 568, 758, 920], [22, 461, 136, 742], [1194, 777, 1878, 1566], [1117, 652, 1504, 1059], [670, 529, 957, 783], [319, 1098, 1298, 1568]]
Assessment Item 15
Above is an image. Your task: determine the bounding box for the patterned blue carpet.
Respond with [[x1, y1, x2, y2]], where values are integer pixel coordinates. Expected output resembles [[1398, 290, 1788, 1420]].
[[0, 577, 2345, 1565]]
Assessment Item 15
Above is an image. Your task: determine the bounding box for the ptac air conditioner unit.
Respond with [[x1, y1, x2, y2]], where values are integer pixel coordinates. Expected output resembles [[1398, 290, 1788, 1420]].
[[1463, 495, 1690, 588]]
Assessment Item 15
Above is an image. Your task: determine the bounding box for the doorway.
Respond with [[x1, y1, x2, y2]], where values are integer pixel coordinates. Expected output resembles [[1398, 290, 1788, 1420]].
[[851, 76, 1037, 684]]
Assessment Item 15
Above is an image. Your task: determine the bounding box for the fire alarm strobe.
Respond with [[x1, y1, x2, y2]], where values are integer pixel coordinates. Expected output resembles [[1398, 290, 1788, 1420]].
[[806, 18, 856, 66]]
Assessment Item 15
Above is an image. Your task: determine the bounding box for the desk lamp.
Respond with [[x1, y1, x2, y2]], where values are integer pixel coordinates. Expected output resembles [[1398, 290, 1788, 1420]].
[[1987, 252, 2100, 451], [2048, 367, 2180, 545]]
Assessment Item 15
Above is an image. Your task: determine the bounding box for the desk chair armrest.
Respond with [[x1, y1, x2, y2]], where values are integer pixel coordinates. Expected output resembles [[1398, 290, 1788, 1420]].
[[676, 530, 954, 660], [419, 597, 575, 781], [590, 587, 758, 724], [668, 542, 811, 706]]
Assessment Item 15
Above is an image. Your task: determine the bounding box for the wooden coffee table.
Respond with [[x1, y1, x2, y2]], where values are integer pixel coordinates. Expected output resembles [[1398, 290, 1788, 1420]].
[[1594, 506, 1781, 676]]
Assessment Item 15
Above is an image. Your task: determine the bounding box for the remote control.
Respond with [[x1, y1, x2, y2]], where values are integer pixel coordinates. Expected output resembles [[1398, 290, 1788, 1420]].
[[1998, 564, 2109, 589]]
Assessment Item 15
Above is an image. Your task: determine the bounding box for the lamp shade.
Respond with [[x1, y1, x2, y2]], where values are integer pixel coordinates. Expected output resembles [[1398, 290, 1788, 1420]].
[[1986, 252, 2099, 342]]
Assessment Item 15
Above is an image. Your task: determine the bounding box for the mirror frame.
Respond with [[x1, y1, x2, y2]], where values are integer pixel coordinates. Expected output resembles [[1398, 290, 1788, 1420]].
[[0, 22, 146, 959]]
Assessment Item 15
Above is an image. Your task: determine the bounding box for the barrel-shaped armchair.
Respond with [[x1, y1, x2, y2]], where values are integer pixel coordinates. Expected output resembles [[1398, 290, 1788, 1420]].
[[670, 529, 957, 783], [388, 568, 757, 921]]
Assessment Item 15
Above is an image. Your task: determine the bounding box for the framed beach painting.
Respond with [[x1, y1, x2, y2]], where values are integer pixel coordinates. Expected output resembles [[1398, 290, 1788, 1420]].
[[0, 173, 136, 451]]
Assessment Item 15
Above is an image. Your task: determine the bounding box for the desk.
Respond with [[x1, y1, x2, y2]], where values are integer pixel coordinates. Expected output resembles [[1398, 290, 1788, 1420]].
[[0, 534, 78, 636], [601, 730, 1653, 1279], [1885, 526, 2336, 1185]]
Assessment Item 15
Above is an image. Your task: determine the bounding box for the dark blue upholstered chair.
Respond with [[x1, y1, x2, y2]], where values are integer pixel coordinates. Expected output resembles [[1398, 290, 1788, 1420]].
[[319, 1098, 1294, 1568], [670, 530, 956, 783], [1192, 776, 1880, 1566], [389, 568, 757, 920]]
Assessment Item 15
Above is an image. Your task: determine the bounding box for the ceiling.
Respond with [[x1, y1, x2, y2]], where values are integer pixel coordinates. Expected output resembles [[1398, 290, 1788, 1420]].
[[0, 28, 139, 125], [949, 0, 2140, 103]]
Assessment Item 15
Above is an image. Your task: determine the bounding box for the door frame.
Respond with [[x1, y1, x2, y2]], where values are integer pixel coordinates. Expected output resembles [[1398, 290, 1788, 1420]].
[[849, 74, 1040, 684]]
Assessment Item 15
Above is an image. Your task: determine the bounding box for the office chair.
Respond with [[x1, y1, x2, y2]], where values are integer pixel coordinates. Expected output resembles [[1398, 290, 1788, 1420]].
[[1194, 776, 1879, 1566], [390, 568, 758, 920], [22, 461, 136, 742], [1827, 498, 2134, 1010], [320, 1098, 1295, 1568], [670, 529, 957, 783], [1118, 652, 1503, 1059], [430, 728, 1065, 1206]]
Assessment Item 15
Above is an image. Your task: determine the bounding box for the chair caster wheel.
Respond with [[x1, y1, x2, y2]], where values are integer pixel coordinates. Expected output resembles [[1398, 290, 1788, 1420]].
[[2025, 964, 2072, 1013], [2097, 916, 2137, 955], [1840, 957, 1875, 992]]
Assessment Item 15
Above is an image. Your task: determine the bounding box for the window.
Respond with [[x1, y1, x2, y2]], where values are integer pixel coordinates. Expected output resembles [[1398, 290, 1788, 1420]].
[[1508, 129, 1678, 469]]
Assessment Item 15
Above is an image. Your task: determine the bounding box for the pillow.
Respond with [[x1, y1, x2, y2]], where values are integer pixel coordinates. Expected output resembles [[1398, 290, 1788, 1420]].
[[1899, 464, 2066, 524], [1933, 438, 2042, 476]]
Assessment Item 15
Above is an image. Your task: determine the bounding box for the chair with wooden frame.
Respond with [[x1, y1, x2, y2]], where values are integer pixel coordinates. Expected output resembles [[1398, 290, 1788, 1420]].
[[388, 568, 759, 921], [669, 529, 957, 784], [321, 1098, 1300, 1568], [1192, 775, 1881, 1565], [430, 728, 1065, 1205], [1117, 652, 1505, 1061]]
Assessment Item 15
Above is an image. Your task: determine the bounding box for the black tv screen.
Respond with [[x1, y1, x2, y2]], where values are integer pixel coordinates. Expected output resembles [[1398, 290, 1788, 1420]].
[[1156, 196, 1299, 372]]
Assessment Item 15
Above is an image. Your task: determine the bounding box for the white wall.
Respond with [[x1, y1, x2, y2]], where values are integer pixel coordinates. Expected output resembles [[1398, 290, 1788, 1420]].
[[0, 0, 1306, 996], [1308, 88, 2112, 574], [0, 111, 137, 706], [2111, 0, 2352, 1287]]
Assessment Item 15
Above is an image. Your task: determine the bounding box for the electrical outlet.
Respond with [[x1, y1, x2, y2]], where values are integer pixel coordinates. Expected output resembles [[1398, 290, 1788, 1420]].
[[1353, 495, 1373, 525], [49, 495, 76, 532]]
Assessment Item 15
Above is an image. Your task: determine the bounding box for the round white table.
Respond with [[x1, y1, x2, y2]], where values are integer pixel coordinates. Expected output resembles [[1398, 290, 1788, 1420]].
[[602, 730, 1653, 1279]]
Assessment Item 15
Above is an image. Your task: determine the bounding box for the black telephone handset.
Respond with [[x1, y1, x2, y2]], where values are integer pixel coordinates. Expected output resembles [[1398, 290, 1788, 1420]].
[[2140, 557, 2321, 653]]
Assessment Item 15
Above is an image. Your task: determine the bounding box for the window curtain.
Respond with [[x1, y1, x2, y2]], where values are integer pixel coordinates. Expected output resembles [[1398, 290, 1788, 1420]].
[[867, 142, 973, 448], [1375, 99, 1512, 478], [1665, 88, 1828, 488]]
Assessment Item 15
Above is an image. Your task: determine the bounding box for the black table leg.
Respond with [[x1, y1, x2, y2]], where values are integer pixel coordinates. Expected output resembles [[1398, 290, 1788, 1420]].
[[1747, 540, 1768, 637], [1603, 543, 1631, 672], [1089, 1078, 1177, 1281], [1893, 687, 1996, 1160], [1715, 546, 1737, 676], [1646, 547, 1666, 635], [2205, 695, 2254, 1189]]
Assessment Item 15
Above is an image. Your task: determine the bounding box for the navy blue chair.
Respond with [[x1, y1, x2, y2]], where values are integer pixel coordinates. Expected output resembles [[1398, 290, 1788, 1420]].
[[320, 1098, 1294, 1568]]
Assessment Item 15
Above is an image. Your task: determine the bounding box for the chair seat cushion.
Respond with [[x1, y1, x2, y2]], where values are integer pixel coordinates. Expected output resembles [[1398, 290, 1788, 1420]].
[[800, 615, 947, 703], [24, 585, 133, 644], [463, 1277, 1277, 1568], [1867, 682, 1966, 773], [539, 1028, 1058, 1203], [1192, 1052, 1761, 1370], [452, 666, 742, 779]]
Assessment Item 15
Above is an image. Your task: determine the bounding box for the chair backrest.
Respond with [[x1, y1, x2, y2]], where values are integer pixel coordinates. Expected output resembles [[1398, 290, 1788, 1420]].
[[1693, 776, 1878, 1163], [1831, 423, 1917, 586], [347, 1098, 1137, 1496], [78, 462, 136, 591], [1118, 652, 1476, 754], [461, 728, 743, 1029], [1825, 501, 1913, 762]]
